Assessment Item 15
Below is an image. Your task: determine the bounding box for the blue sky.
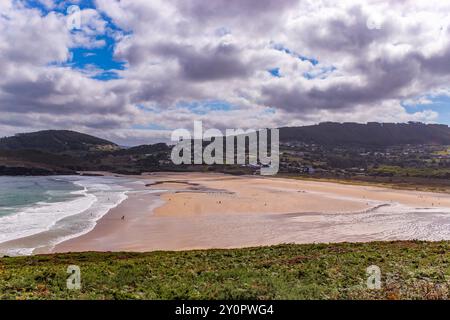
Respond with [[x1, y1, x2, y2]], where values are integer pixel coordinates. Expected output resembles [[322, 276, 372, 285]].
[[24, 1, 450, 126], [403, 96, 450, 125], [2, 0, 450, 144], [28, 0, 127, 80]]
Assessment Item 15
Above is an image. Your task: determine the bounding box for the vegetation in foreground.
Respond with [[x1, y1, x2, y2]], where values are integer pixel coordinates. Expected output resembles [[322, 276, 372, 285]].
[[1, 241, 450, 300]]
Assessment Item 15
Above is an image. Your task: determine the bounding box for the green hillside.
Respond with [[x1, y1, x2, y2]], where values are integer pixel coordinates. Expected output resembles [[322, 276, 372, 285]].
[[280, 122, 450, 146], [1, 241, 449, 300], [0, 130, 119, 153]]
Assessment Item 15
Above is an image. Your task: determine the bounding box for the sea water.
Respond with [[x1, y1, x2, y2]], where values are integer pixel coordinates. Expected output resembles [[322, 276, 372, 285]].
[[0, 175, 135, 256]]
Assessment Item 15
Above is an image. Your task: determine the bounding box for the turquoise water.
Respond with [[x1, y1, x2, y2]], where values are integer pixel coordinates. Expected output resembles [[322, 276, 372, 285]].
[[0, 176, 82, 217], [0, 176, 133, 255]]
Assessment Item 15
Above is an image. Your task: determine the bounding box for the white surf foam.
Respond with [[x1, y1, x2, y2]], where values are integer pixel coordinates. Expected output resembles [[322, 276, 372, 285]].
[[290, 202, 450, 242], [0, 176, 132, 255], [0, 185, 96, 244], [43, 182, 129, 252]]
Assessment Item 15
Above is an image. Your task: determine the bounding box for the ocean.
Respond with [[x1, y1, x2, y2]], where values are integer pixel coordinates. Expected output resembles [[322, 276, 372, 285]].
[[0, 175, 138, 256]]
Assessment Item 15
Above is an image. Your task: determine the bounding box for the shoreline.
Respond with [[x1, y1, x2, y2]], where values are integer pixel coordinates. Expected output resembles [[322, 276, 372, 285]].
[[52, 190, 165, 253], [0, 175, 132, 256], [51, 172, 450, 253]]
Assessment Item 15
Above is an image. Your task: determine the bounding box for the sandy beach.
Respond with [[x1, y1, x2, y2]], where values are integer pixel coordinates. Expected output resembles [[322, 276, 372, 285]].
[[52, 172, 450, 253]]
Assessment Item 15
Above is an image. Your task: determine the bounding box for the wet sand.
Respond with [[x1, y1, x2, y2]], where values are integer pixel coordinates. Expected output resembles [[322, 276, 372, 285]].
[[53, 173, 450, 253]]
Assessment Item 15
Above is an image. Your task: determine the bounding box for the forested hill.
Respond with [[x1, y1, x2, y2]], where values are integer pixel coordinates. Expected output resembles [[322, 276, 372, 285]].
[[279, 122, 450, 146], [2, 123, 450, 153], [0, 130, 119, 153], [1, 122, 450, 176]]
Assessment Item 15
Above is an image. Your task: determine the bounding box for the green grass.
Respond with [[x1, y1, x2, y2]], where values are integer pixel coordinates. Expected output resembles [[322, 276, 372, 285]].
[[1, 241, 450, 300], [279, 173, 450, 193], [370, 165, 450, 179]]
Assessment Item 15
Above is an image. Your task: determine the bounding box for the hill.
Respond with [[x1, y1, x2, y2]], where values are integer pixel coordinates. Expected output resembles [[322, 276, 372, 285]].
[[2, 123, 449, 154], [280, 122, 450, 146], [0, 130, 119, 153], [1, 122, 450, 176], [113, 143, 171, 155]]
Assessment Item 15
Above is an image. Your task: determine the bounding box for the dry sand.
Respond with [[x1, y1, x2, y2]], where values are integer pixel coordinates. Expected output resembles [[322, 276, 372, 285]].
[[53, 172, 450, 253]]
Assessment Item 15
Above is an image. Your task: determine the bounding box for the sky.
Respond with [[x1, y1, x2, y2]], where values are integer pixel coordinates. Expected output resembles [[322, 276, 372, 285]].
[[1, 0, 450, 145]]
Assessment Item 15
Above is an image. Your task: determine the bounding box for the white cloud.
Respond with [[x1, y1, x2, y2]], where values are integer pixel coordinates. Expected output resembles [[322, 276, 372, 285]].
[[0, 0, 449, 144]]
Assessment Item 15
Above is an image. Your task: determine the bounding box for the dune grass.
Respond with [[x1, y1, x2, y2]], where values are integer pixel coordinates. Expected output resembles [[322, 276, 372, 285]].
[[1, 241, 450, 300]]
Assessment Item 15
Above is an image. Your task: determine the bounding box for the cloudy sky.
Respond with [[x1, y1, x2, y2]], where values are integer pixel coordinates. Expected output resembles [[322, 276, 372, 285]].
[[1, 0, 450, 145]]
